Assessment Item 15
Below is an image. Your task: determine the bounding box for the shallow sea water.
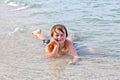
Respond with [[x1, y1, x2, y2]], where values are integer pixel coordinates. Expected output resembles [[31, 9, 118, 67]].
[[0, 0, 120, 80]]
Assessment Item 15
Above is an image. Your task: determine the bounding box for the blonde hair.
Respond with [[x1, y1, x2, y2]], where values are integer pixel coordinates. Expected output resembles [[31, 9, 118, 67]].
[[50, 24, 68, 37]]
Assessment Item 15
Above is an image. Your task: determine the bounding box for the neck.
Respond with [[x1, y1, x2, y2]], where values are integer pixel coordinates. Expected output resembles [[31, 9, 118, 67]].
[[59, 43, 64, 48], [59, 40, 66, 48]]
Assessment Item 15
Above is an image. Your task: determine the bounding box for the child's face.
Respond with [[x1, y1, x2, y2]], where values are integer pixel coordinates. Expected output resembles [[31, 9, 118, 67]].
[[52, 29, 66, 44]]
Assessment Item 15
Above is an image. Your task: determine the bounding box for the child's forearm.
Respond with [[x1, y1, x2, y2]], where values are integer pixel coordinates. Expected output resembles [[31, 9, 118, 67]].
[[46, 45, 59, 58], [50, 45, 59, 57], [51, 46, 58, 55]]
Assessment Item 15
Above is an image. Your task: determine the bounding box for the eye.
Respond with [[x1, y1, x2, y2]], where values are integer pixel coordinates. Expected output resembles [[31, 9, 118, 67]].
[[55, 34, 59, 37], [60, 34, 64, 36]]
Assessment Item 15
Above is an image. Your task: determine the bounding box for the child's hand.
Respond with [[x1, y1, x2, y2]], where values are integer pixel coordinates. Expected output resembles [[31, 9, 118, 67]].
[[50, 38, 59, 46], [68, 56, 80, 65]]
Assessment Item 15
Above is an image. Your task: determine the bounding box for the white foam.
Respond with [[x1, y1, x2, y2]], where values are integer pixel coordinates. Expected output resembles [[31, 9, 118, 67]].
[[13, 6, 29, 11], [6, 1, 29, 11], [7, 2, 19, 7], [8, 27, 24, 36]]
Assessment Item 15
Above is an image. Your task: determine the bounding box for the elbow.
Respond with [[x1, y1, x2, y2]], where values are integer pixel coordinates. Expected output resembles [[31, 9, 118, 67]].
[[46, 53, 56, 58], [45, 49, 57, 58]]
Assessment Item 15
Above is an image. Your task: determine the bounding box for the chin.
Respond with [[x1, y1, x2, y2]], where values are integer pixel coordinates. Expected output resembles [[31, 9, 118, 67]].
[[58, 41, 65, 44]]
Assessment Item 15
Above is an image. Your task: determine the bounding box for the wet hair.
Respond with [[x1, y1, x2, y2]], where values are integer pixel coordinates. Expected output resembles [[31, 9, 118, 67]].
[[50, 24, 68, 37]]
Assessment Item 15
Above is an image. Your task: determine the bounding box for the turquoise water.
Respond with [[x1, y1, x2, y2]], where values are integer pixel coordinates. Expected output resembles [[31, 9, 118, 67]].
[[0, 0, 120, 80], [4, 0, 120, 55]]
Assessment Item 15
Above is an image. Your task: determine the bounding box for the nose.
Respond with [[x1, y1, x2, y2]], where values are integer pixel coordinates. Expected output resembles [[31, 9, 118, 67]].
[[58, 35, 62, 39]]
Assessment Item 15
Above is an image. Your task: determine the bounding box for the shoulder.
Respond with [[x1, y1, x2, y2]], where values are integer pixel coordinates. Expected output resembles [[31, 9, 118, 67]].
[[65, 39, 73, 46]]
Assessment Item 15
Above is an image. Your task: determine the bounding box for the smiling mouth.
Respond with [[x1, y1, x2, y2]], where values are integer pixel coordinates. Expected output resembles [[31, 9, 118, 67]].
[[56, 39, 62, 42]]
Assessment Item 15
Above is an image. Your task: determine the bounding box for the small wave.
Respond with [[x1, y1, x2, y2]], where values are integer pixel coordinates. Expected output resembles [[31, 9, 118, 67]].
[[8, 27, 24, 35], [7, 2, 19, 7], [12, 6, 29, 11], [6, 0, 29, 11], [13, 2, 43, 11]]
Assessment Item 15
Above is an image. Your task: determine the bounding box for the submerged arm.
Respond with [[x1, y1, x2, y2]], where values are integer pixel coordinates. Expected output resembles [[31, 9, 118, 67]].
[[67, 40, 80, 64]]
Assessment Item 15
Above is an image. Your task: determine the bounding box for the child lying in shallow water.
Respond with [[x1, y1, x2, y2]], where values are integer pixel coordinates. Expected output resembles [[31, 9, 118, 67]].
[[32, 24, 80, 65]]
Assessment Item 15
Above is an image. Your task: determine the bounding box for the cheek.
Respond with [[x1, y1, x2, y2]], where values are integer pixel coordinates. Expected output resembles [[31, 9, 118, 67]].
[[63, 36, 67, 39], [53, 36, 57, 39], [52, 36, 58, 40]]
